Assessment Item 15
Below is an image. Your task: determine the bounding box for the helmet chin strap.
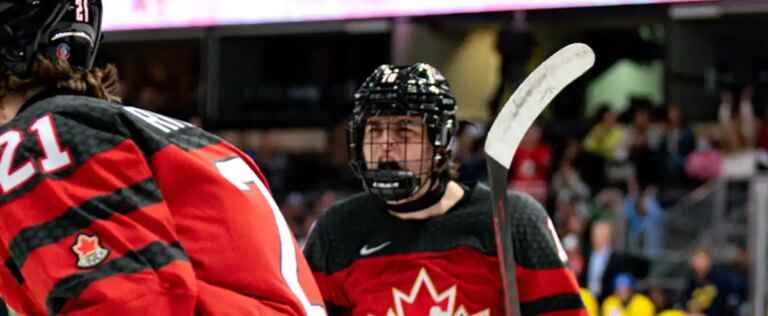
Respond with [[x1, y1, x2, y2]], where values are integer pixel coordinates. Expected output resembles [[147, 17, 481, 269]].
[[385, 173, 448, 214]]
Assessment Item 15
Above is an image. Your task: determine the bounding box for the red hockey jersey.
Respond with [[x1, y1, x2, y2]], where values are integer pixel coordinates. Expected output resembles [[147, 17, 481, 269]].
[[304, 183, 585, 316], [508, 146, 551, 203], [0, 94, 325, 315]]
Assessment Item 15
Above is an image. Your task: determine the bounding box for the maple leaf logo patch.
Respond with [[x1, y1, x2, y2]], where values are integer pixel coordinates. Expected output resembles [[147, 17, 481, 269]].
[[72, 233, 109, 269], [384, 268, 490, 316]]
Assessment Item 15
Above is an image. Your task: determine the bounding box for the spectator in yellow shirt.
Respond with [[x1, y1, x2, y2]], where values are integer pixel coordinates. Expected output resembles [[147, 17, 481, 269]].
[[601, 274, 655, 316], [580, 288, 599, 316], [583, 106, 626, 161], [657, 309, 686, 316]]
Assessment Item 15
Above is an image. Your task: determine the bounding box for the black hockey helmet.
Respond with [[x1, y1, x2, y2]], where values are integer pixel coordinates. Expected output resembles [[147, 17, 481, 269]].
[[0, 0, 103, 76], [349, 63, 457, 202]]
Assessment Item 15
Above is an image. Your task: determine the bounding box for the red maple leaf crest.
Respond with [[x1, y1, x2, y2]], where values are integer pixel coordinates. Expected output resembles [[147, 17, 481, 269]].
[[73, 235, 99, 256], [385, 268, 490, 316]]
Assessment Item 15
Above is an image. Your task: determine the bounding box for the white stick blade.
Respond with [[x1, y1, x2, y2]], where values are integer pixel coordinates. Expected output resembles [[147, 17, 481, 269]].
[[484, 43, 595, 168]]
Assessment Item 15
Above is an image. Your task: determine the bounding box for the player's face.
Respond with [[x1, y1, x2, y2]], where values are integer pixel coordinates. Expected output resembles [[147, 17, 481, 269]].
[[362, 115, 433, 180]]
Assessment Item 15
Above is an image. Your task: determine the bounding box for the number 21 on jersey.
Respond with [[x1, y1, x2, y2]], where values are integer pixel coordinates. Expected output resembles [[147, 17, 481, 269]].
[[0, 114, 72, 193]]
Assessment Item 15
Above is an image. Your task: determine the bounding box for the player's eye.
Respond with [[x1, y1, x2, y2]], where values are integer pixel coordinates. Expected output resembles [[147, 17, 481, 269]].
[[399, 121, 421, 137], [366, 124, 385, 137], [397, 127, 414, 137]]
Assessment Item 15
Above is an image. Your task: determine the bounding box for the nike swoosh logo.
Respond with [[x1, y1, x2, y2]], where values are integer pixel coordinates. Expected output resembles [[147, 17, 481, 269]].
[[360, 241, 391, 256]]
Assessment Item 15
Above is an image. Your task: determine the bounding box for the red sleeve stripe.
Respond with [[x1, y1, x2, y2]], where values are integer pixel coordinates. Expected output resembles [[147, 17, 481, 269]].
[[0, 140, 152, 240], [5, 178, 162, 284], [517, 265, 581, 302], [520, 293, 585, 316], [45, 241, 187, 315]]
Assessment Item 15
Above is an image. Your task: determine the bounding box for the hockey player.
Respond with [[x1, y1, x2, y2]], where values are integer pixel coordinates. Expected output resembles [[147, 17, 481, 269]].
[[303, 63, 586, 316], [0, 1, 325, 315]]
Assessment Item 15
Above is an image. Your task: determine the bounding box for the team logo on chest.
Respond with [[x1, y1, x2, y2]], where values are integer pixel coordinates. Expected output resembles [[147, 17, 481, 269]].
[[72, 233, 110, 269], [384, 268, 490, 316]]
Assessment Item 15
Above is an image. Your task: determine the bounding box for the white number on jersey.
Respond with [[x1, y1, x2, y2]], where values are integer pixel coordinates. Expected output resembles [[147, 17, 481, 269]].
[[214, 157, 326, 316], [546, 218, 569, 264], [0, 114, 72, 193]]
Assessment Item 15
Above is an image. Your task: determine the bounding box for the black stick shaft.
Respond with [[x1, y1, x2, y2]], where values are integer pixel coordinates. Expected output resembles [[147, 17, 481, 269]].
[[487, 157, 522, 316]]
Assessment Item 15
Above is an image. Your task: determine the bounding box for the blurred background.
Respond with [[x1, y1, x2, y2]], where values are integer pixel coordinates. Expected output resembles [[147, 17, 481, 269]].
[[90, 0, 768, 315]]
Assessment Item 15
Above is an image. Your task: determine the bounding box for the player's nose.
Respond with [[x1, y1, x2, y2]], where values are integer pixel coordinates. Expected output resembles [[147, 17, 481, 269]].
[[375, 146, 396, 162]]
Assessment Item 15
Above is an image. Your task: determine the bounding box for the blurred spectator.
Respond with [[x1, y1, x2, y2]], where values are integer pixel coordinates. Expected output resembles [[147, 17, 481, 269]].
[[625, 101, 663, 188], [718, 87, 756, 153], [552, 138, 591, 212], [757, 95, 768, 152], [648, 281, 672, 312], [301, 190, 341, 243], [583, 105, 626, 161], [133, 61, 174, 112], [718, 87, 759, 179], [601, 273, 655, 316], [280, 192, 309, 244], [756, 101, 768, 169], [659, 104, 696, 184], [581, 220, 649, 301], [558, 202, 588, 239], [136, 84, 170, 111], [244, 130, 290, 200], [563, 234, 585, 277], [455, 122, 487, 184], [311, 190, 338, 215], [508, 123, 551, 203], [580, 288, 599, 316], [683, 247, 744, 316], [647, 279, 691, 316], [725, 243, 749, 316], [623, 180, 664, 258], [625, 100, 662, 148], [106, 44, 201, 120], [656, 310, 686, 316], [583, 220, 614, 298], [584, 187, 626, 255], [684, 131, 723, 181], [588, 188, 624, 222]]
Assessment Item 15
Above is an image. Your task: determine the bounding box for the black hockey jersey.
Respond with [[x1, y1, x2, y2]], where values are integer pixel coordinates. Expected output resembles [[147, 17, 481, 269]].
[[304, 183, 585, 316]]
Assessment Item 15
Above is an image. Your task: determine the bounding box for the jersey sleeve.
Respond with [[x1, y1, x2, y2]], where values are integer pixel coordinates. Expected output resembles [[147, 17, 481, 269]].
[[0, 109, 199, 315], [118, 106, 326, 315], [508, 192, 587, 316], [303, 211, 351, 313]]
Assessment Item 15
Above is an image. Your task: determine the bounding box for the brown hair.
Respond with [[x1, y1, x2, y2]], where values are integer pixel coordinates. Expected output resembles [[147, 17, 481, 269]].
[[0, 55, 121, 103]]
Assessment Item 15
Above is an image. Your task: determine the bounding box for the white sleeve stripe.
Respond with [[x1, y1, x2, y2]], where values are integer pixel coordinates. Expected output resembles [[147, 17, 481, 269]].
[[253, 177, 327, 316]]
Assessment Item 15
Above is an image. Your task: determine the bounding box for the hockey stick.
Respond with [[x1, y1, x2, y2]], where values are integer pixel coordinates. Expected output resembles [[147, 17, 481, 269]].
[[484, 43, 595, 316]]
